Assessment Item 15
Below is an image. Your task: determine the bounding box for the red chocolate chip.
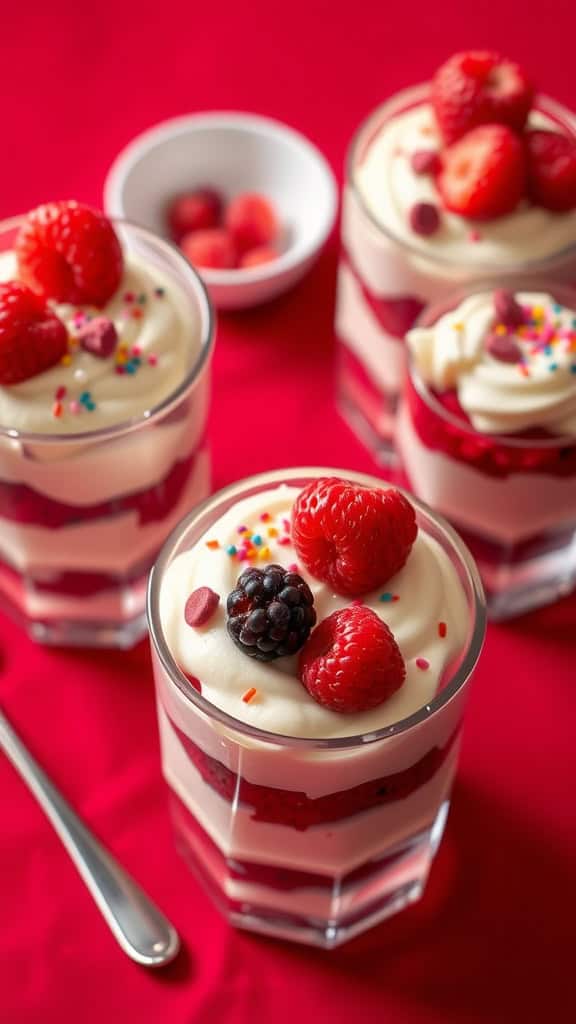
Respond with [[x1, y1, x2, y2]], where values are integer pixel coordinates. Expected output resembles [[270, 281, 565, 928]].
[[410, 150, 441, 176], [409, 202, 441, 237], [184, 587, 220, 627], [493, 289, 524, 327], [486, 332, 523, 364], [78, 317, 118, 359]]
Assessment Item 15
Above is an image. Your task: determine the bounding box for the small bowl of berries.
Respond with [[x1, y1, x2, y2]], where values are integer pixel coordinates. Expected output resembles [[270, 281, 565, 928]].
[[104, 111, 337, 309]]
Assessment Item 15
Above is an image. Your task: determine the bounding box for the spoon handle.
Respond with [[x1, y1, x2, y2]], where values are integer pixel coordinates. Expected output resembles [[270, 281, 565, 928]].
[[0, 708, 180, 967]]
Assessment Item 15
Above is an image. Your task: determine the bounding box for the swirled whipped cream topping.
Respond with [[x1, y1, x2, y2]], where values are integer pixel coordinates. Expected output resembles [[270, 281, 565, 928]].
[[159, 485, 469, 739], [0, 251, 201, 434], [355, 104, 576, 263], [408, 290, 576, 435]]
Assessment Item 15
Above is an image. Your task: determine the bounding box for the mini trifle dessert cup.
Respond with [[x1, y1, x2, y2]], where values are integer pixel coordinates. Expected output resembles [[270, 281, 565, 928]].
[[398, 284, 576, 619], [148, 467, 485, 947], [0, 201, 214, 647], [336, 50, 576, 461]]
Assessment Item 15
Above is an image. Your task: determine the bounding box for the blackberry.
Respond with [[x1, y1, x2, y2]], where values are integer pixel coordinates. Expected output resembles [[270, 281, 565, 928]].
[[226, 564, 316, 662]]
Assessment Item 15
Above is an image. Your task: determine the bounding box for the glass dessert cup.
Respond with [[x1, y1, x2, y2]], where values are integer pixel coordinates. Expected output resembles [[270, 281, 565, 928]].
[[335, 84, 576, 464], [147, 467, 486, 948], [396, 286, 576, 619], [0, 217, 214, 648]]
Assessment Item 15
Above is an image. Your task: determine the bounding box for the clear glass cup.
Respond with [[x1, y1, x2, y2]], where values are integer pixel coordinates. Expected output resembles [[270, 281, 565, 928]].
[[0, 217, 214, 648], [335, 85, 576, 463], [396, 285, 576, 619], [147, 467, 486, 948]]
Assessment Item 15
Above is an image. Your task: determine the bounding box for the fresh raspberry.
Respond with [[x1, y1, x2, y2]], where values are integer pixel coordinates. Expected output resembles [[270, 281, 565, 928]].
[[437, 124, 526, 220], [15, 201, 123, 307], [431, 50, 533, 143], [409, 202, 441, 236], [225, 193, 279, 254], [226, 565, 316, 661], [239, 245, 280, 268], [166, 188, 223, 242], [299, 606, 405, 713], [292, 478, 418, 597], [0, 281, 68, 385], [525, 130, 576, 212], [181, 228, 237, 269]]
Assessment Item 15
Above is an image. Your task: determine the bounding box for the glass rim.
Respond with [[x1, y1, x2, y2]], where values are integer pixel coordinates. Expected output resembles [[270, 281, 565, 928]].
[[346, 84, 576, 273], [0, 214, 215, 444], [409, 280, 576, 450], [147, 466, 487, 750]]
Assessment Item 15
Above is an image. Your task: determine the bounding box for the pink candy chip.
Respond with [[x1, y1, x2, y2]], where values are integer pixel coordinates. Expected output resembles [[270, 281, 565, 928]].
[[78, 317, 118, 359], [493, 289, 524, 327], [409, 202, 441, 237], [184, 587, 220, 627], [486, 332, 523, 364]]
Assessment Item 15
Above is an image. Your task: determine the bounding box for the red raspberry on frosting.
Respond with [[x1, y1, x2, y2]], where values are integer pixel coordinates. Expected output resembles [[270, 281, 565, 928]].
[[431, 50, 533, 144], [291, 477, 417, 597], [299, 606, 406, 713], [0, 281, 68, 385], [15, 201, 123, 307]]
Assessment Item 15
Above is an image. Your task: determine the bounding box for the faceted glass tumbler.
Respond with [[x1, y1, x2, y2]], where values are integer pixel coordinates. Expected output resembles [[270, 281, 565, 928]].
[[0, 217, 214, 648], [147, 467, 486, 948], [397, 364, 576, 621], [335, 85, 576, 463]]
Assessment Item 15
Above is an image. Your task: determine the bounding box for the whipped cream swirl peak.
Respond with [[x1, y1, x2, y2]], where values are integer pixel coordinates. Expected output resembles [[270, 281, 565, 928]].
[[408, 290, 576, 436]]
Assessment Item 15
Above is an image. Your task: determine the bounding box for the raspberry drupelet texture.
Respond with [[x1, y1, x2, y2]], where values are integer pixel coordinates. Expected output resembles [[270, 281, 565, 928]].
[[226, 564, 316, 661], [15, 200, 123, 307], [299, 606, 406, 713], [291, 478, 417, 597], [0, 281, 68, 385]]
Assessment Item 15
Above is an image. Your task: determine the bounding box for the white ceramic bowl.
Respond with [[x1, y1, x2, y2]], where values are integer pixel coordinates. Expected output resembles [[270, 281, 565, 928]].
[[104, 112, 338, 310]]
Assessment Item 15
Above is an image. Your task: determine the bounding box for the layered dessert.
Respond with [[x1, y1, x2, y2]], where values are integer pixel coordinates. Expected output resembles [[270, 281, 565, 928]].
[[336, 49, 576, 458], [398, 286, 576, 618], [150, 470, 485, 946], [0, 200, 213, 646]]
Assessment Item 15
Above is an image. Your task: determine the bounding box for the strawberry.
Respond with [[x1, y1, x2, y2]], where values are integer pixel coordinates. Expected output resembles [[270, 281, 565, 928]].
[[525, 130, 576, 211], [431, 50, 534, 143], [0, 282, 68, 385], [239, 245, 280, 268], [15, 201, 123, 307], [437, 124, 526, 220]]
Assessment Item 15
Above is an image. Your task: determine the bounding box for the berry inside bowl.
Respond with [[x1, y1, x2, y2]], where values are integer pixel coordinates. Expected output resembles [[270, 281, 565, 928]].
[[104, 112, 338, 310]]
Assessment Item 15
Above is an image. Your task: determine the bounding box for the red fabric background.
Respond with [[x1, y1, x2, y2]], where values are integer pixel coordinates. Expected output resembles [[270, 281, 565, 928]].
[[2, 3, 576, 1021]]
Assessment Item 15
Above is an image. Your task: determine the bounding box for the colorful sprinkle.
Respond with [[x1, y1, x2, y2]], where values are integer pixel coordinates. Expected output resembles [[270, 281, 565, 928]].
[[60, 354, 72, 366], [115, 365, 126, 375], [154, 287, 165, 298], [519, 364, 530, 377], [468, 229, 482, 242], [549, 362, 558, 372], [138, 293, 147, 305], [251, 534, 262, 546], [282, 518, 291, 532], [52, 401, 63, 418], [288, 563, 299, 573], [131, 345, 142, 357], [259, 546, 271, 560], [278, 537, 291, 546], [452, 322, 464, 332], [69, 400, 81, 415], [438, 622, 447, 638], [242, 687, 257, 704], [131, 308, 143, 320], [206, 539, 220, 550], [267, 526, 278, 538], [124, 291, 135, 303], [55, 385, 67, 401], [379, 592, 395, 602], [226, 545, 237, 556], [494, 324, 507, 336], [237, 525, 248, 534], [260, 512, 271, 522], [416, 658, 430, 671], [148, 354, 158, 367]]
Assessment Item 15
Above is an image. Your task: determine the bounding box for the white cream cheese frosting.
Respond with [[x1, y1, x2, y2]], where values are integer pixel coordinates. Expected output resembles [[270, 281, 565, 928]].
[[0, 251, 201, 435], [159, 484, 469, 740], [408, 290, 576, 435], [355, 105, 576, 264]]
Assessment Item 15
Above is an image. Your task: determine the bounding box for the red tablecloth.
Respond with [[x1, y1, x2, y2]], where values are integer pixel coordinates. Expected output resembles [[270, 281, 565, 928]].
[[2, 4, 576, 1022]]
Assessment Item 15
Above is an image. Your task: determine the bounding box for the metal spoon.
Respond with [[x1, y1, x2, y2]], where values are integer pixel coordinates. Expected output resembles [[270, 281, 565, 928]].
[[0, 707, 180, 967]]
